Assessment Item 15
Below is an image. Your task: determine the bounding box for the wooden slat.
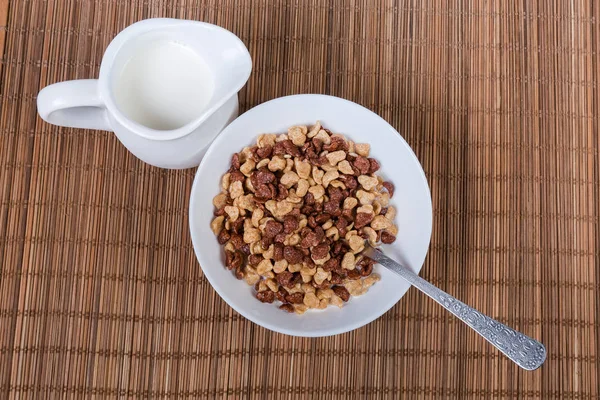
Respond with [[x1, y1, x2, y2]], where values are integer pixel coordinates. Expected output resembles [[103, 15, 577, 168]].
[[0, 0, 8, 68]]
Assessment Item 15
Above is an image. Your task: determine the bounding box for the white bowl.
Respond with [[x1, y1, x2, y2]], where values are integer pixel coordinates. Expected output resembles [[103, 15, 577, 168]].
[[189, 94, 432, 337]]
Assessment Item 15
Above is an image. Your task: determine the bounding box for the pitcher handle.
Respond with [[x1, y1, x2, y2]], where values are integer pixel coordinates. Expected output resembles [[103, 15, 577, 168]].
[[37, 79, 112, 131]]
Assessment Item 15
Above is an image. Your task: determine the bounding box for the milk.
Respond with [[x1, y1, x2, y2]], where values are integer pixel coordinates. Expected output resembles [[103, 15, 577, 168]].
[[113, 40, 214, 130]]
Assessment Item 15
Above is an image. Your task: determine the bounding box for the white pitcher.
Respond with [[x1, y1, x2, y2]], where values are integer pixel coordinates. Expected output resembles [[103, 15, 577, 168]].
[[37, 18, 252, 169]]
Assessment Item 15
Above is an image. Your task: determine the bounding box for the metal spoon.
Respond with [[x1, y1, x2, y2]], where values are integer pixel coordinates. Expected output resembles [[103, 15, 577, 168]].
[[363, 245, 547, 370]]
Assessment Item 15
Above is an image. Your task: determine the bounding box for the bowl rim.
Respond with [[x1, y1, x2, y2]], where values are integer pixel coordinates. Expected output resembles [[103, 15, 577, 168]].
[[189, 94, 432, 337]]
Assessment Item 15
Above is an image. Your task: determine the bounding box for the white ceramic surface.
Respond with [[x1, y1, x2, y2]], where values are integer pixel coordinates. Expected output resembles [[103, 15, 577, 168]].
[[190, 95, 432, 337], [37, 18, 252, 169]]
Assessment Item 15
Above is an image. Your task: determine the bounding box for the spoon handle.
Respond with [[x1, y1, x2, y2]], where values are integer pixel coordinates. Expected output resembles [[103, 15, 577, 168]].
[[364, 246, 547, 370]]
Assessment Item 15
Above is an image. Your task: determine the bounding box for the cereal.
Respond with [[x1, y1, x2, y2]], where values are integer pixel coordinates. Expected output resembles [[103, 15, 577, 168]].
[[257, 133, 277, 148], [230, 171, 246, 183], [244, 270, 261, 286], [356, 204, 374, 214], [317, 288, 334, 299], [355, 143, 370, 157], [314, 129, 331, 145], [283, 245, 303, 264], [224, 206, 240, 222], [276, 271, 295, 288], [344, 280, 366, 296], [294, 304, 309, 315], [268, 156, 286, 171], [280, 171, 300, 187], [256, 290, 275, 303], [362, 226, 378, 246], [312, 167, 325, 185], [284, 159, 294, 172], [381, 231, 396, 244], [353, 156, 370, 175], [337, 160, 354, 175], [322, 170, 339, 188], [307, 121, 321, 138], [229, 181, 244, 199], [341, 252, 356, 270], [263, 220, 283, 238], [213, 192, 229, 209], [294, 159, 311, 179], [243, 227, 261, 244], [358, 175, 378, 191], [286, 284, 302, 295], [273, 259, 289, 273], [245, 177, 255, 193], [343, 197, 358, 210], [330, 294, 344, 307], [368, 158, 380, 174], [371, 215, 392, 230], [386, 224, 399, 236], [251, 208, 264, 228], [329, 180, 345, 189], [222, 173, 233, 192], [325, 135, 348, 151], [356, 190, 375, 205], [308, 184, 325, 200], [288, 262, 302, 273], [312, 243, 330, 260], [263, 271, 275, 280], [354, 212, 374, 229], [320, 162, 337, 173], [210, 123, 398, 313], [313, 267, 329, 285], [286, 292, 305, 304], [316, 299, 329, 309], [288, 125, 308, 146], [250, 242, 263, 254], [303, 292, 319, 308], [248, 254, 262, 266], [266, 278, 279, 293], [300, 266, 316, 282], [236, 194, 255, 211], [372, 201, 382, 215], [273, 243, 284, 261], [385, 206, 396, 220], [255, 259, 273, 276], [376, 192, 390, 208], [325, 226, 340, 241], [363, 273, 381, 288], [279, 303, 294, 313], [332, 286, 351, 302], [256, 145, 273, 159], [286, 190, 302, 204], [283, 215, 300, 234], [326, 150, 346, 166], [348, 234, 365, 253], [211, 215, 225, 235], [240, 159, 256, 176], [262, 243, 275, 259], [255, 158, 269, 169], [296, 179, 310, 197], [382, 181, 395, 197], [302, 283, 316, 294], [266, 200, 294, 218]]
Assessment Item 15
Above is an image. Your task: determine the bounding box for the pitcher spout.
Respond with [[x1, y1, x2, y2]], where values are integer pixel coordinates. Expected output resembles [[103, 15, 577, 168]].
[[166, 19, 252, 123]]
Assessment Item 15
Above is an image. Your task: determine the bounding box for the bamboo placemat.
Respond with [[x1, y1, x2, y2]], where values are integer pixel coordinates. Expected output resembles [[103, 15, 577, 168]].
[[1, 0, 598, 398]]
